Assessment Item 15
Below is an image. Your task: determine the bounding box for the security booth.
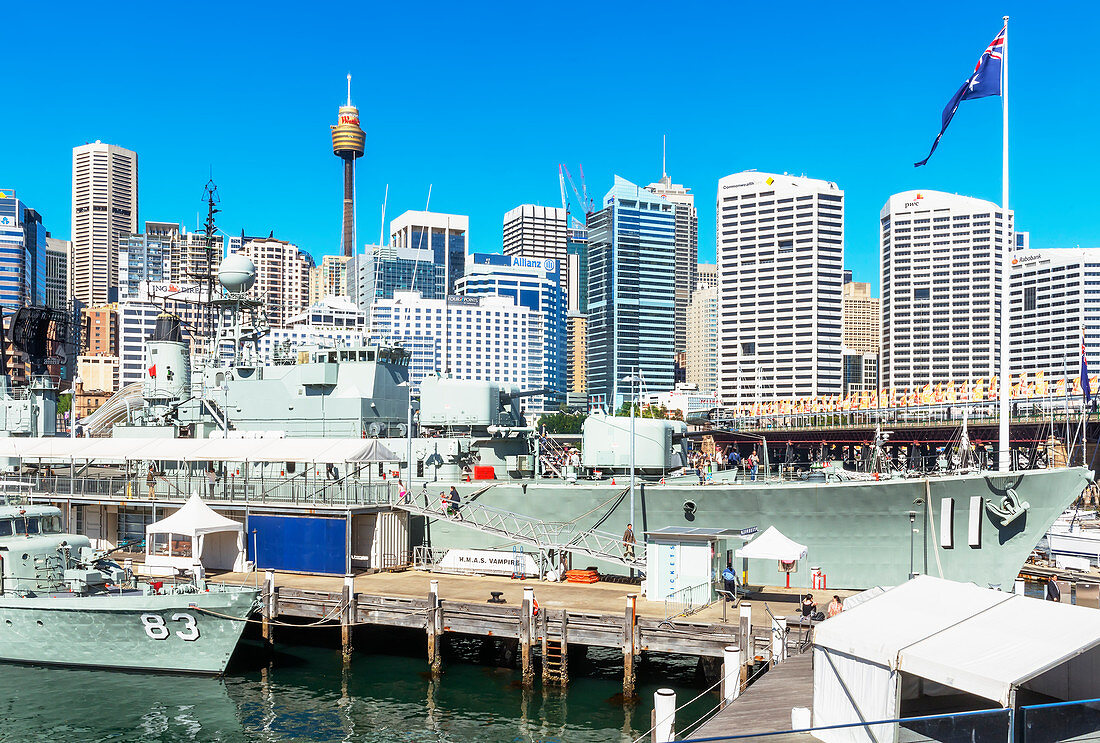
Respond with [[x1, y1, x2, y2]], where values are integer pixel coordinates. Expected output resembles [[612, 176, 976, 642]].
[[643, 527, 744, 605]]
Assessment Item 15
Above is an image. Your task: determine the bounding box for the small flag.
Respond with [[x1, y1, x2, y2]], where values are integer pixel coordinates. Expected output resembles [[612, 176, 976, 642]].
[[148, 364, 157, 378], [765, 177, 774, 185], [1083, 330, 1091, 405], [915, 23, 1005, 167]]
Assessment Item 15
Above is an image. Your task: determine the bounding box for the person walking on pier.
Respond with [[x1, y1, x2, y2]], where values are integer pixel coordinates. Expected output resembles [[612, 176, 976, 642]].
[[748, 450, 759, 481], [1046, 575, 1062, 602], [446, 486, 462, 518], [623, 523, 636, 560], [722, 562, 738, 600]]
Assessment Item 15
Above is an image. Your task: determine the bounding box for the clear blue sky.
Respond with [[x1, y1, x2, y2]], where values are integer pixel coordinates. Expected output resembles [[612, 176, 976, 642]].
[[5, 1, 1096, 292]]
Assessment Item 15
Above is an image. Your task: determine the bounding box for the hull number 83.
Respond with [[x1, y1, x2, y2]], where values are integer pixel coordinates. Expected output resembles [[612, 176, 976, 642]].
[[140, 612, 200, 641]]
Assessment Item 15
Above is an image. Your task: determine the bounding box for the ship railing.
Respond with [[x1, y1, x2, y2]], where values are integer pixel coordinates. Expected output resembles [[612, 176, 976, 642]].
[[17, 473, 396, 508]]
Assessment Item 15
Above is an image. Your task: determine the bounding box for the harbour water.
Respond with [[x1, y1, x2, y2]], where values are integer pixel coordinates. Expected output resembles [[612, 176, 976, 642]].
[[0, 630, 717, 743]]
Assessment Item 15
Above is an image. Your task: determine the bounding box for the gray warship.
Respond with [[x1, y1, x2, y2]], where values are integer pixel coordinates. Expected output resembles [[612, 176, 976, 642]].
[[0, 254, 1088, 591], [0, 499, 257, 674]]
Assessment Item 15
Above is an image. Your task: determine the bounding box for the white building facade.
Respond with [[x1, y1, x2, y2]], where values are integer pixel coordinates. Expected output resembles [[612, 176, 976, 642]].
[[880, 190, 1012, 391], [71, 142, 138, 307], [1009, 247, 1100, 379], [716, 172, 844, 405], [369, 291, 545, 408], [503, 205, 568, 303]]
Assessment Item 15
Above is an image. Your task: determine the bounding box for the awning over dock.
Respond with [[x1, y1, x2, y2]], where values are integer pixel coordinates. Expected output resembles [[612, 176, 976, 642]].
[[0, 437, 398, 464], [812, 576, 1100, 743]]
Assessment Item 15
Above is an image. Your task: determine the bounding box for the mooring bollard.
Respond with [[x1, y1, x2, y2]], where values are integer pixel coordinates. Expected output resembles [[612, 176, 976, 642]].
[[723, 645, 740, 705], [739, 602, 752, 660], [771, 615, 787, 664], [653, 688, 676, 743]]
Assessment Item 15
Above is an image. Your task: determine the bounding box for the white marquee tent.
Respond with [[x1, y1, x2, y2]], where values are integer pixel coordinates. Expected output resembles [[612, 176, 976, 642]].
[[145, 492, 248, 572], [812, 576, 1100, 743], [735, 526, 808, 561]]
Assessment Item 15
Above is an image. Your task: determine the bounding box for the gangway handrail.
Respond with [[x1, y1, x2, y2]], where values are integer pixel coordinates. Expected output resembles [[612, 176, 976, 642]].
[[391, 491, 646, 568]]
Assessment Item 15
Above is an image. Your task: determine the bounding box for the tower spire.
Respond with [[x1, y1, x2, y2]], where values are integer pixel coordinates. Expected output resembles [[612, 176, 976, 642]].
[[662, 134, 667, 179], [346, 73, 352, 106]]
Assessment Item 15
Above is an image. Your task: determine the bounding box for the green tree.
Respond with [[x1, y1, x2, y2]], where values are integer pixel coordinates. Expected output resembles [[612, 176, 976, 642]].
[[538, 409, 587, 434]]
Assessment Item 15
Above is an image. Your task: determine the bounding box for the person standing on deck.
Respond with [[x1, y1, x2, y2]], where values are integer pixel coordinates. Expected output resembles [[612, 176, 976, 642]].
[[1047, 575, 1061, 602], [205, 465, 217, 499], [623, 523, 636, 560]]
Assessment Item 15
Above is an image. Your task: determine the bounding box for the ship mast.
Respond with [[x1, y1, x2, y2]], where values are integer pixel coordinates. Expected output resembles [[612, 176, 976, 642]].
[[200, 179, 221, 362]]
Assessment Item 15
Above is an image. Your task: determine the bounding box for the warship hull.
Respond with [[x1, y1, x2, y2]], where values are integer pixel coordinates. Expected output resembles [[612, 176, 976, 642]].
[[0, 587, 258, 674], [422, 467, 1091, 590]]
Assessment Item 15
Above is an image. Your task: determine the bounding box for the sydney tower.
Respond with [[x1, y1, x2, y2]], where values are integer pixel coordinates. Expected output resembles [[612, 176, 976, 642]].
[[331, 75, 366, 257]]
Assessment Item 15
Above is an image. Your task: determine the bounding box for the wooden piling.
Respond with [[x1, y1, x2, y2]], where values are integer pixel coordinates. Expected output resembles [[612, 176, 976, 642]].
[[427, 579, 442, 676], [539, 603, 549, 686], [520, 587, 534, 687], [262, 570, 276, 647], [560, 609, 570, 686], [623, 594, 637, 698], [341, 574, 355, 662]]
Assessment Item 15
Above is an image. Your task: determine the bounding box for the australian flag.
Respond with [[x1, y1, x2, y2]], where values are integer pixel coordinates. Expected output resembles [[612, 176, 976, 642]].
[[915, 24, 1006, 167]]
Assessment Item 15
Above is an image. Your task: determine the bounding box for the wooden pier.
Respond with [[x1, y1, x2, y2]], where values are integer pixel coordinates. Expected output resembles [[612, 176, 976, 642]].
[[218, 569, 816, 695], [690, 653, 814, 741]]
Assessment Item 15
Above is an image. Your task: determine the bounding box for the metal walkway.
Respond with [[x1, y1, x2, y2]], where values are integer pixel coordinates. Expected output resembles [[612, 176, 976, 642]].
[[392, 492, 645, 569]]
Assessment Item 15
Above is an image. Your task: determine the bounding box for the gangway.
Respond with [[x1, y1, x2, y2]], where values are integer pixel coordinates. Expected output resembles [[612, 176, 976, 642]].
[[392, 491, 645, 570], [80, 382, 143, 437]]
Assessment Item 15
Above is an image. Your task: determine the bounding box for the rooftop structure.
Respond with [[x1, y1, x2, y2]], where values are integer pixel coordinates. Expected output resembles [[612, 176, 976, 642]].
[[331, 75, 365, 258]]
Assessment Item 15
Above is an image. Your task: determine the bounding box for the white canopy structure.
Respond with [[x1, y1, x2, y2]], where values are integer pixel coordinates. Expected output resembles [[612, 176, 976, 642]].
[[145, 492, 247, 572], [812, 576, 1100, 743], [349, 439, 400, 463], [734, 526, 807, 561]]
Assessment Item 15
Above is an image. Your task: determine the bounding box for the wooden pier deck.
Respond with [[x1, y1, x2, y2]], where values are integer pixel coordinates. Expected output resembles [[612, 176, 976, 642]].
[[210, 569, 843, 693], [689, 653, 814, 741]]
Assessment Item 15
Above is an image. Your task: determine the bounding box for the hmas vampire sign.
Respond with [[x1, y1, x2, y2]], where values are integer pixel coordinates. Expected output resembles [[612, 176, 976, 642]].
[[438, 548, 540, 577]]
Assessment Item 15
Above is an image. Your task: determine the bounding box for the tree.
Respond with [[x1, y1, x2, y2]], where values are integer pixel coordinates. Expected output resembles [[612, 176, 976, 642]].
[[538, 409, 587, 434]]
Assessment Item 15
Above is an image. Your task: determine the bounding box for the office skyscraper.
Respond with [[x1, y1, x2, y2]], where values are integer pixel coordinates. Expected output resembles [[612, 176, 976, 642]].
[[586, 176, 676, 407], [716, 172, 844, 405], [390, 211, 467, 295], [566, 226, 588, 313], [1010, 248, 1100, 379], [347, 244, 446, 312], [880, 190, 1011, 391], [45, 237, 70, 310], [503, 205, 568, 304], [0, 189, 46, 310], [645, 174, 697, 354], [459, 253, 566, 407], [71, 142, 137, 308], [842, 282, 880, 354]]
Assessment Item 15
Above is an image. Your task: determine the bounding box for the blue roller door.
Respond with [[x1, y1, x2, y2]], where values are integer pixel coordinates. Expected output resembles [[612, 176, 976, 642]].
[[248, 514, 345, 574]]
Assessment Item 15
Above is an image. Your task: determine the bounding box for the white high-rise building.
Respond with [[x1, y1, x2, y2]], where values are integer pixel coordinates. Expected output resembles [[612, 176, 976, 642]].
[[880, 190, 1012, 392], [503, 205, 568, 301], [842, 282, 880, 353], [1010, 248, 1100, 378], [716, 172, 844, 405], [369, 291, 544, 408], [696, 263, 717, 291], [390, 211, 468, 295], [231, 238, 314, 327], [646, 175, 698, 353], [71, 142, 138, 308]]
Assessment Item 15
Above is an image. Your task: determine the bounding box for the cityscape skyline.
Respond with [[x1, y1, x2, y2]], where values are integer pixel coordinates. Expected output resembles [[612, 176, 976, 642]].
[[6, 2, 1097, 294]]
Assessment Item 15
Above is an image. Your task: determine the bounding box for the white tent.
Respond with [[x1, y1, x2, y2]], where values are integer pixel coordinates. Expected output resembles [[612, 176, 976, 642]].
[[811, 576, 1100, 743], [735, 526, 807, 561], [349, 439, 400, 462], [145, 492, 247, 572]]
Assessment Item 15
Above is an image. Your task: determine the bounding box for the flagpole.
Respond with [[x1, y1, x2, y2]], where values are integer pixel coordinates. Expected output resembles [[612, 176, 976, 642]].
[[998, 15, 1012, 472]]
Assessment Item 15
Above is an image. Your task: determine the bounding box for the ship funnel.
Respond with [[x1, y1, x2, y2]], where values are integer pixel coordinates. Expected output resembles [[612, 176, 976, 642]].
[[144, 312, 191, 406]]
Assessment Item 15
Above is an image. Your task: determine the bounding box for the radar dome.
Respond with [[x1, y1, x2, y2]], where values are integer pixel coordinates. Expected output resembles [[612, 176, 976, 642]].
[[217, 254, 256, 293]]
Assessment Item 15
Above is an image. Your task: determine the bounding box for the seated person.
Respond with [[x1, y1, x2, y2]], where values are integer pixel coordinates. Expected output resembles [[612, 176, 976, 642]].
[[800, 593, 817, 618]]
